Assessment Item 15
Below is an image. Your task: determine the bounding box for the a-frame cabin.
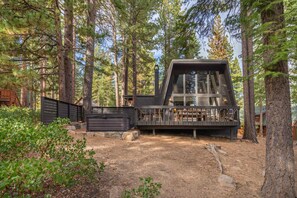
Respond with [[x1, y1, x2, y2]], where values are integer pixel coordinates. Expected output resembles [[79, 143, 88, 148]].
[[134, 59, 240, 138], [87, 59, 240, 139]]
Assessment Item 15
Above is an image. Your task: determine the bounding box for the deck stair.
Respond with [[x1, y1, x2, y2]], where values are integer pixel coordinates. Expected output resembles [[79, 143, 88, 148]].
[[0, 89, 21, 107]]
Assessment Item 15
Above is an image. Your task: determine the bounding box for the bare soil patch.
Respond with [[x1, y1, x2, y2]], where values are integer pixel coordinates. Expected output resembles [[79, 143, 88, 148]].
[[69, 132, 297, 197]]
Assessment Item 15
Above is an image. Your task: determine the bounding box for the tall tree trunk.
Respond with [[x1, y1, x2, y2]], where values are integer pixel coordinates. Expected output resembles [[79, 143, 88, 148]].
[[241, 3, 258, 143], [83, 0, 96, 115], [40, 59, 46, 97], [261, 2, 295, 197], [111, 10, 120, 107], [124, 47, 129, 96], [132, 29, 137, 106], [121, 33, 129, 106], [64, 0, 74, 103], [21, 62, 28, 107], [72, 16, 76, 102], [54, 1, 66, 102], [259, 98, 263, 136], [114, 71, 119, 106], [121, 35, 126, 106], [164, 22, 167, 69]]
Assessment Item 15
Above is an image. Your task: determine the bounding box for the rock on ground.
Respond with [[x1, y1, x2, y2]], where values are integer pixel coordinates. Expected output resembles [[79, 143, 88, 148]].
[[218, 174, 236, 188]]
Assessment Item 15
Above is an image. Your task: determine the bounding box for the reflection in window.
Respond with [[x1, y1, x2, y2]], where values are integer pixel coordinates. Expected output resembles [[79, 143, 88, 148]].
[[173, 96, 184, 106], [197, 71, 208, 93], [173, 74, 184, 94], [170, 70, 226, 107], [186, 96, 197, 106], [209, 71, 219, 94], [198, 97, 209, 106], [209, 97, 219, 106], [185, 72, 196, 94], [222, 97, 228, 105]]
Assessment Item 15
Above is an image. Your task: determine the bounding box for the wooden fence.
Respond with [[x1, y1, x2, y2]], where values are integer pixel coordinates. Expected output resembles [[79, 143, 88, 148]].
[[91, 106, 135, 126], [41, 97, 83, 124]]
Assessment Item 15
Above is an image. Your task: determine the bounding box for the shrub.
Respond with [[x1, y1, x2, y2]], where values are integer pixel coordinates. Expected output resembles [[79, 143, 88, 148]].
[[0, 107, 98, 197], [122, 177, 162, 198]]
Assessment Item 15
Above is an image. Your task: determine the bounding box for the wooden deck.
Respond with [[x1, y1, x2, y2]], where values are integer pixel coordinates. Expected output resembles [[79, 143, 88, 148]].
[[135, 106, 239, 128]]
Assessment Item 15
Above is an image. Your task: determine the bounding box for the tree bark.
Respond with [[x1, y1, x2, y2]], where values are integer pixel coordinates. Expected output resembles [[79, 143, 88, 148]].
[[83, 0, 96, 115], [241, 3, 258, 143], [64, 0, 74, 103], [132, 11, 137, 106], [124, 47, 129, 96], [121, 33, 129, 106], [54, 1, 66, 102], [21, 62, 28, 107], [40, 59, 46, 97], [132, 30, 137, 106], [261, 2, 295, 197], [121, 34, 126, 106], [72, 13, 76, 102], [259, 98, 263, 136], [111, 9, 120, 107]]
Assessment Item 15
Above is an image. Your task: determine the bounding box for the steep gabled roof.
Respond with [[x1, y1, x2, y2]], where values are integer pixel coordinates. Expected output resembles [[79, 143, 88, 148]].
[[159, 59, 236, 105]]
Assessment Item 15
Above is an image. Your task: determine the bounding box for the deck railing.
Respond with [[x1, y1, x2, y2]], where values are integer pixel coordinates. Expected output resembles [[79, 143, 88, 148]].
[[135, 106, 240, 126]]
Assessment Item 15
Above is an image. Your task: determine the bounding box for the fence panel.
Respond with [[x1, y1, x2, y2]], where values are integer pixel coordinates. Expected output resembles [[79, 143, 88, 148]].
[[69, 104, 78, 122], [91, 107, 135, 127], [41, 97, 83, 124]]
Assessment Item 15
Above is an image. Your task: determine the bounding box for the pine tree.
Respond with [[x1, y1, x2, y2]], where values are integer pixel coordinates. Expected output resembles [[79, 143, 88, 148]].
[[83, 0, 97, 115], [207, 16, 233, 61], [207, 15, 243, 109], [157, 0, 201, 70], [259, 0, 295, 196], [231, 58, 243, 107]]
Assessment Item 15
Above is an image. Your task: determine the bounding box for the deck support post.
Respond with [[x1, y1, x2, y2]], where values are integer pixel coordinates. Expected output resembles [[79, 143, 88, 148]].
[[230, 127, 233, 140], [153, 129, 155, 136], [193, 129, 197, 139]]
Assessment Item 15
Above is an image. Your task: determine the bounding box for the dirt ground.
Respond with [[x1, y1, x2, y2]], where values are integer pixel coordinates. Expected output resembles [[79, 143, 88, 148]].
[[70, 131, 297, 198]]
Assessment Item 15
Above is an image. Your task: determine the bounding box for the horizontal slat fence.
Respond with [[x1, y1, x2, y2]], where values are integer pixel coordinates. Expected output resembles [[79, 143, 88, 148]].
[[41, 97, 83, 124], [91, 107, 135, 127]]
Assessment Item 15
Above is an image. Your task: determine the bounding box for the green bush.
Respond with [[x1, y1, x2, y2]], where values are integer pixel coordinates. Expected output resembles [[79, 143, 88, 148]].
[[0, 107, 98, 197], [122, 177, 162, 198]]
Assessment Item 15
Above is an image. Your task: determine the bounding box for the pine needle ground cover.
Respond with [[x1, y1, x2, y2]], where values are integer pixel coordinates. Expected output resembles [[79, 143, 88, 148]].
[[0, 107, 98, 197]]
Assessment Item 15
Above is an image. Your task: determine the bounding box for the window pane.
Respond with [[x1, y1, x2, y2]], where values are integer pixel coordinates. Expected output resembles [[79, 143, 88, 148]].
[[173, 74, 184, 94], [209, 97, 219, 106], [197, 71, 208, 93], [222, 97, 228, 105], [186, 96, 197, 106], [198, 97, 209, 106], [209, 71, 219, 94], [173, 96, 184, 106], [185, 72, 196, 94]]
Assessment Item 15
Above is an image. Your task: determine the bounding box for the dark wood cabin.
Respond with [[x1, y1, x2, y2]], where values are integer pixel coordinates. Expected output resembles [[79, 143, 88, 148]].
[[0, 89, 20, 107], [86, 59, 240, 139]]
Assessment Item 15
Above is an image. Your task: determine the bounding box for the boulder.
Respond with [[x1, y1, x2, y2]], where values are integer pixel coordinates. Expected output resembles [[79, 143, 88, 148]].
[[123, 133, 135, 141], [65, 125, 76, 131], [73, 123, 81, 129], [218, 174, 235, 188], [104, 132, 122, 139]]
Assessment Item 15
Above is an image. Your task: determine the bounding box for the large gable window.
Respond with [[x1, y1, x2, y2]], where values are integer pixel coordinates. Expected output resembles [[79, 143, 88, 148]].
[[171, 70, 228, 106]]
